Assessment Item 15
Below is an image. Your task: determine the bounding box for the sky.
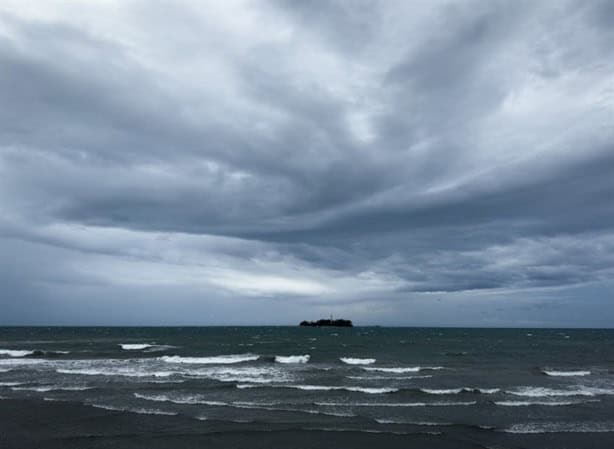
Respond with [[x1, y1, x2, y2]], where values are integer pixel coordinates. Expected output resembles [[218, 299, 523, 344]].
[[0, 0, 613, 327]]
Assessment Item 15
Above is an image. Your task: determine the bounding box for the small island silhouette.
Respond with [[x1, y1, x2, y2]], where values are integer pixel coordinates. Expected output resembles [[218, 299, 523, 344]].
[[299, 318, 353, 327]]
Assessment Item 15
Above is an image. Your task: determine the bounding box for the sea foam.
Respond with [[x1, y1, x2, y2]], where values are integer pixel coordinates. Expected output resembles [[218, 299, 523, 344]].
[[160, 354, 259, 364], [340, 358, 376, 365], [275, 355, 310, 364], [542, 369, 591, 377], [0, 349, 34, 357], [119, 344, 154, 350]]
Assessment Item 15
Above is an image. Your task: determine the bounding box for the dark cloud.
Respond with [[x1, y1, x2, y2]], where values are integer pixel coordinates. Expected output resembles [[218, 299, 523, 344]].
[[0, 0, 612, 325]]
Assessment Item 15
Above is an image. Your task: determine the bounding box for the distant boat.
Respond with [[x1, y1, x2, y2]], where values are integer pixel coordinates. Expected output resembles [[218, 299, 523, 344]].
[[299, 319, 353, 327]]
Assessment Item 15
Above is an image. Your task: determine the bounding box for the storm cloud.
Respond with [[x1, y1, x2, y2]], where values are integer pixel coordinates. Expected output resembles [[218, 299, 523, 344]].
[[0, 0, 613, 326]]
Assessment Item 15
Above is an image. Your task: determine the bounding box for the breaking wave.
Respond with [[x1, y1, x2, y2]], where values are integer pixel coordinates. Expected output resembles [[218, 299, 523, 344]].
[[275, 355, 310, 364], [542, 370, 591, 377], [236, 384, 397, 394], [315, 401, 477, 407], [495, 400, 596, 407], [0, 349, 34, 357], [507, 386, 614, 397], [57, 368, 175, 378], [362, 366, 444, 373], [11, 385, 92, 392], [119, 344, 154, 350], [340, 358, 376, 365], [160, 354, 259, 364], [91, 403, 178, 416]]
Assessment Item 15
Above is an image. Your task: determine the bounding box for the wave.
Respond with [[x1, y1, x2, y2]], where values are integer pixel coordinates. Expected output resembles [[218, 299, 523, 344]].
[[159, 354, 259, 364], [340, 358, 376, 365], [11, 385, 92, 392], [119, 344, 154, 350], [275, 355, 310, 364], [346, 375, 433, 380], [236, 384, 397, 394], [91, 403, 178, 416], [57, 368, 175, 378], [362, 366, 444, 373], [375, 419, 453, 426], [135, 392, 228, 406], [542, 370, 591, 377], [0, 349, 34, 357], [495, 400, 596, 407], [507, 386, 614, 398], [0, 381, 24, 386], [0, 369, 11, 373], [420, 388, 499, 395], [135, 393, 351, 418], [315, 401, 476, 407], [503, 422, 614, 434]]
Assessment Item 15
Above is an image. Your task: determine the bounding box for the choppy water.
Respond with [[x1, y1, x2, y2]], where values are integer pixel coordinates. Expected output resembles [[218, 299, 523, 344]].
[[1, 327, 614, 446]]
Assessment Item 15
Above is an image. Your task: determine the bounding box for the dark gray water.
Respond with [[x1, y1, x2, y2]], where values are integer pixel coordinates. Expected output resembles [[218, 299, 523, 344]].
[[1, 327, 614, 448]]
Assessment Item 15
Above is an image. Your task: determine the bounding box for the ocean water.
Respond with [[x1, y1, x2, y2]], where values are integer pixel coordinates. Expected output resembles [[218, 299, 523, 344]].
[[1, 326, 614, 448]]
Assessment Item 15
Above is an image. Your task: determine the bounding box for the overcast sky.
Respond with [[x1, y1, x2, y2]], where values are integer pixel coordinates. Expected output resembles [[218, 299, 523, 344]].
[[1, 0, 613, 326]]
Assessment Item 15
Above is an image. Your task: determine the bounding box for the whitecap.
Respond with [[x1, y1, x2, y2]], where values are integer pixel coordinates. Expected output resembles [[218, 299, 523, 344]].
[[11, 385, 92, 392], [57, 368, 175, 378], [91, 403, 177, 416], [0, 349, 34, 357], [0, 381, 24, 386], [506, 386, 614, 397], [495, 400, 594, 407], [119, 344, 154, 350], [340, 358, 376, 365], [159, 354, 259, 364], [420, 388, 463, 395], [134, 393, 226, 406], [346, 375, 432, 380], [275, 355, 310, 364], [236, 384, 397, 394], [542, 370, 591, 377], [363, 367, 419, 373], [363, 366, 444, 373], [315, 401, 476, 407]]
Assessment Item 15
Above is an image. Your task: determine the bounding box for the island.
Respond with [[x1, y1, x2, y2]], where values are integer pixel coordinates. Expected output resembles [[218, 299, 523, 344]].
[[299, 319, 353, 327]]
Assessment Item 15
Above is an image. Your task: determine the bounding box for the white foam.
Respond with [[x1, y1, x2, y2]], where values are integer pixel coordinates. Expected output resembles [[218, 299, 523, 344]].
[[57, 368, 175, 378], [315, 401, 476, 407], [507, 386, 614, 397], [236, 384, 397, 394], [503, 422, 614, 434], [11, 385, 92, 392], [495, 400, 592, 407], [362, 366, 444, 373], [119, 344, 154, 350], [346, 375, 433, 380], [363, 367, 419, 373], [160, 354, 259, 364], [420, 388, 463, 395], [275, 355, 310, 364], [542, 370, 591, 377], [0, 349, 34, 357], [134, 393, 226, 406], [420, 387, 499, 395], [91, 403, 177, 416], [0, 368, 11, 373], [0, 381, 24, 386], [340, 358, 376, 365]]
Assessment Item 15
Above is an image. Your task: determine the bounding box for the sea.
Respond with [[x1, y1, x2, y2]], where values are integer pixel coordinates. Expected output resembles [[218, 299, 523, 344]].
[[1, 326, 614, 448]]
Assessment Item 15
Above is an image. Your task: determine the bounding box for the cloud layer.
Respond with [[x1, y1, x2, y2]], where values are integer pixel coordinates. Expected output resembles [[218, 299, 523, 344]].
[[1, 0, 613, 325]]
